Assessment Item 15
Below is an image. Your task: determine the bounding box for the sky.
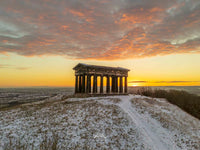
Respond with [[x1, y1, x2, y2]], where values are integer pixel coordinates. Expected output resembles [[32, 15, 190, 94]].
[[0, 0, 200, 87]]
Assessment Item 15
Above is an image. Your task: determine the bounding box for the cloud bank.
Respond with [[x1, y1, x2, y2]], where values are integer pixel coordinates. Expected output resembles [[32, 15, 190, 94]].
[[0, 0, 200, 60]]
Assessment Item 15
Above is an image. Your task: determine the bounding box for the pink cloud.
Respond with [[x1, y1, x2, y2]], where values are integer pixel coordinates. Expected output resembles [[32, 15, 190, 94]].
[[0, 0, 200, 60]]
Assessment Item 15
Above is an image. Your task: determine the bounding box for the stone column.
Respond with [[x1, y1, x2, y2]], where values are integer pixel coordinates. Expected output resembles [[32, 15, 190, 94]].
[[120, 76, 123, 93], [116, 76, 118, 93], [79, 75, 82, 93], [100, 75, 103, 94], [75, 75, 78, 93], [93, 75, 97, 93], [95, 75, 98, 93], [82, 74, 85, 93], [93, 75, 95, 93], [106, 76, 110, 93], [125, 76, 127, 93], [111, 77, 114, 93], [88, 75, 91, 93]]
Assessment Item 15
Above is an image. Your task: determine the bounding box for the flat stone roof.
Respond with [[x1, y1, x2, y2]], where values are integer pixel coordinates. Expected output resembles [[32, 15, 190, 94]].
[[73, 63, 130, 71]]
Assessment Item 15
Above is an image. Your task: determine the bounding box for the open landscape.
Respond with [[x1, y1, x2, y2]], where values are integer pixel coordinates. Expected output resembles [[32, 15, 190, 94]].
[[0, 89, 200, 149], [0, 87, 73, 109], [1, 0, 200, 149]]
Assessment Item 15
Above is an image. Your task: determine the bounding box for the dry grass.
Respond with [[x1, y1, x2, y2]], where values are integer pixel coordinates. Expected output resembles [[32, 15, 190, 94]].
[[3, 132, 59, 150], [135, 87, 200, 120], [108, 98, 121, 104], [0, 97, 141, 150], [130, 97, 200, 149]]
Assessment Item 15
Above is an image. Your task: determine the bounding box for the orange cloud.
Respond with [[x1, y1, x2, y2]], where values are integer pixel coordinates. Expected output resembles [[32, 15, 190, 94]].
[[69, 9, 84, 17], [0, 0, 199, 60]]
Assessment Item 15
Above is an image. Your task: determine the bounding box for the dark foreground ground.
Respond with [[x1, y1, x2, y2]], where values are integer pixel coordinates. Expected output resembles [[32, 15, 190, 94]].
[[1, 95, 200, 149]]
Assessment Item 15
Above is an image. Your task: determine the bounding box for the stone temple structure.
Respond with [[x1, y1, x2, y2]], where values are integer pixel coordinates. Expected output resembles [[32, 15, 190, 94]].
[[73, 63, 130, 94]]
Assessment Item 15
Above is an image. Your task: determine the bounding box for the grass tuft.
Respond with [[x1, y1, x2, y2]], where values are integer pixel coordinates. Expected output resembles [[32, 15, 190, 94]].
[[135, 87, 200, 120]]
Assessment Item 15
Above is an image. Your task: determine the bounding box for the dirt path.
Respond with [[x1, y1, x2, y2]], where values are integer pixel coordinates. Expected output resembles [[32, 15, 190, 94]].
[[117, 95, 181, 150]]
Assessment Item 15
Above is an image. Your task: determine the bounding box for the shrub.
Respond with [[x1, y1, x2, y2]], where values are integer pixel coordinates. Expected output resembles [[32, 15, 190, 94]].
[[136, 88, 200, 120]]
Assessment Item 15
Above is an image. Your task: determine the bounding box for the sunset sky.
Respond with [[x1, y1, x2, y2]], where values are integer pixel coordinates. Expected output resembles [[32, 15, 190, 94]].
[[0, 0, 200, 87]]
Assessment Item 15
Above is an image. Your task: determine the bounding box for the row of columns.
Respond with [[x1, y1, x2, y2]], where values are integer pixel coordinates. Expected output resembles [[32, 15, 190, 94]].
[[75, 74, 127, 94]]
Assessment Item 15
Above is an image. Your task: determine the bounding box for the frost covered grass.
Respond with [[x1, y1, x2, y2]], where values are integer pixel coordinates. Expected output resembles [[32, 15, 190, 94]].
[[0, 94, 200, 150], [130, 95, 200, 149], [135, 87, 200, 119], [0, 97, 141, 149]]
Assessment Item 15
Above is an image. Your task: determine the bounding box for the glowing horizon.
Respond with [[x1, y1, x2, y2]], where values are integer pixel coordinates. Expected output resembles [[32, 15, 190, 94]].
[[1, 53, 200, 87], [0, 0, 200, 87]]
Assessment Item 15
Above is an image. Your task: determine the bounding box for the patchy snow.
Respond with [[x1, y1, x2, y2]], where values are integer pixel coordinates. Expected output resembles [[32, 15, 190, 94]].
[[117, 95, 180, 150], [0, 94, 200, 150]]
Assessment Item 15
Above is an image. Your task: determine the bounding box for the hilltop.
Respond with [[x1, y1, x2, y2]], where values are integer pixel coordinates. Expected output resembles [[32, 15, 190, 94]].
[[0, 95, 200, 149]]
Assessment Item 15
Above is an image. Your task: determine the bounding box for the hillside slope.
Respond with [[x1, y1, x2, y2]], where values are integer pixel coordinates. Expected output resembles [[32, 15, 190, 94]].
[[0, 95, 200, 149]]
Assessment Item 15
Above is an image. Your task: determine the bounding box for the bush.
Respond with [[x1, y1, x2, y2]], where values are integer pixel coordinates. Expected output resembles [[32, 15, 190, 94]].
[[136, 88, 200, 120]]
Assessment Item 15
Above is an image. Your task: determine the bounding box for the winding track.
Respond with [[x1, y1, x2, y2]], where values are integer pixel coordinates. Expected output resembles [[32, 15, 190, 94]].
[[117, 95, 180, 150]]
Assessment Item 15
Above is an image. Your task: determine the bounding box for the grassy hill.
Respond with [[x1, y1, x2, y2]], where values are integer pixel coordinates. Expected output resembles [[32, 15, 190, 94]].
[[0, 95, 200, 149]]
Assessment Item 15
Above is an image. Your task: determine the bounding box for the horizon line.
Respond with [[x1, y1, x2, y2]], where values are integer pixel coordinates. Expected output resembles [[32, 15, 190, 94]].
[[1, 85, 200, 88]]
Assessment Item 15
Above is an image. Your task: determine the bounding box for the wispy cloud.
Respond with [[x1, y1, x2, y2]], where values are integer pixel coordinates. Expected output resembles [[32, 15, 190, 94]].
[[0, 0, 200, 60], [15, 67, 30, 70], [0, 64, 30, 70], [153, 81, 200, 83], [129, 81, 148, 83], [0, 64, 13, 68], [129, 81, 200, 84]]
